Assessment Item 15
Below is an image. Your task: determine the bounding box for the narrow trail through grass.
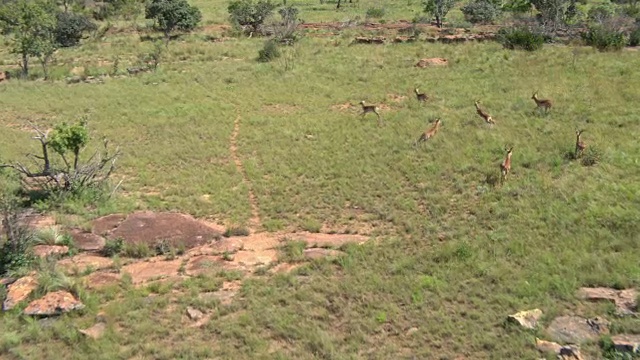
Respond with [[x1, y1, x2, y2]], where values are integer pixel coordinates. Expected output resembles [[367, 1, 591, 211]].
[[230, 111, 261, 230]]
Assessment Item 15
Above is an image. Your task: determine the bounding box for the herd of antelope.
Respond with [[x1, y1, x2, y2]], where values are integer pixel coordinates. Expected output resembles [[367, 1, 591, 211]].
[[358, 89, 589, 185]]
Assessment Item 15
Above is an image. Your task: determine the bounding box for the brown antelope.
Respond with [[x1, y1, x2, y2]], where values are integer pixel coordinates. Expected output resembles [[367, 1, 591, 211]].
[[474, 100, 495, 126], [531, 91, 552, 113], [414, 118, 442, 146], [414, 88, 428, 102], [500, 147, 513, 184], [359, 101, 382, 124], [575, 129, 586, 159]]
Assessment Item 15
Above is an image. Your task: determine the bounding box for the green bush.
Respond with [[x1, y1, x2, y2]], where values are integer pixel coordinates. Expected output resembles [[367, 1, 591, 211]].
[[365, 7, 386, 18], [582, 25, 627, 51], [461, 0, 501, 24], [629, 26, 640, 46], [102, 237, 124, 257], [55, 12, 97, 48], [228, 0, 276, 34], [588, 3, 616, 23], [257, 39, 280, 62], [497, 26, 545, 51]]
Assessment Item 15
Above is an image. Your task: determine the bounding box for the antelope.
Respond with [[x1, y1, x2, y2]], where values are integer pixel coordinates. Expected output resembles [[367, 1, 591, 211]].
[[500, 147, 513, 184], [474, 100, 495, 126], [531, 91, 552, 113], [414, 88, 428, 102], [575, 129, 586, 159], [414, 118, 442, 146], [359, 101, 382, 124]]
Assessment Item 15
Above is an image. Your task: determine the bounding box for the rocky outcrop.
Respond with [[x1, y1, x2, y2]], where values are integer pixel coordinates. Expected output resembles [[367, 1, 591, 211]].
[[24, 291, 84, 316]]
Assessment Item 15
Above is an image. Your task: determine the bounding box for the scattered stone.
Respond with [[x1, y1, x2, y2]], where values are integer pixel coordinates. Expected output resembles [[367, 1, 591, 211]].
[[70, 66, 85, 76], [91, 213, 126, 235], [121, 259, 182, 285], [3, 275, 38, 311], [70, 230, 106, 251], [199, 281, 240, 306], [393, 36, 416, 43], [82, 271, 121, 289], [185, 255, 223, 276], [577, 287, 637, 315], [186, 306, 204, 320], [79, 322, 106, 339], [406, 327, 419, 336], [24, 291, 85, 316], [611, 334, 640, 353], [32, 245, 69, 258], [295, 232, 368, 249], [303, 248, 346, 260], [546, 316, 609, 344], [58, 254, 114, 274], [353, 36, 386, 44], [535, 339, 585, 360], [416, 58, 448, 68], [508, 309, 543, 329]]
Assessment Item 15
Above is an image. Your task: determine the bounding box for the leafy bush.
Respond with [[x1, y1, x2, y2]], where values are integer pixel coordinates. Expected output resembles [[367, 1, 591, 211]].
[[497, 26, 545, 51], [55, 12, 97, 47], [0, 187, 34, 275], [228, 0, 277, 34], [588, 3, 616, 23], [629, 26, 640, 46], [423, 0, 459, 28], [582, 25, 627, 51], [461, 0, 501, 24], [102, 237, 124, 257], [257, 39, 280, 62], [145, 0, 202, 40], [365, 7, 386, 18], [273, 5, 301, 44]]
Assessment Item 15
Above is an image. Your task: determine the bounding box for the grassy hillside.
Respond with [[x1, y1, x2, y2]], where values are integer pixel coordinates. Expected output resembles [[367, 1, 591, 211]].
[[1, 4, 640, 360]]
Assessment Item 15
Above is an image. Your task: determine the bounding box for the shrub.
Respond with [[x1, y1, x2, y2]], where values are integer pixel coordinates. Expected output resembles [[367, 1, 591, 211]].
[[629, 26, 640, 46], [145, 0, 202, 41], [228, 0, 277, 34], [55, 12, 97, 48], [588, 3, 616, 23], [102, 237, 124, 257], [497, 26, 545, 51], [257, 39, 280, 62], [365, 7, 386, 18], [461, 0, 501, 24], [223, 226, 250, 237], [0, 188, 34, 275], [581, 146, 601, 166], [582, 25, 626, 51], [423, 0, 459, 28], [273, 5, 301, 44]]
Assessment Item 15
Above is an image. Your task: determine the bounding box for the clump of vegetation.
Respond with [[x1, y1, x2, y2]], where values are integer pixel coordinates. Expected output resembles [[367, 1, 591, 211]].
[[461, 0, 501, 24], [273, 5, 302, 44], [497, 26, 545, 51], [278, 239, 307, 262], [102, 237, 124, 257], [223, 226, 250, 237], [122, 242, 153, 258], [627, 25, 640, 46], [582, 25, 627, 51], [54, 11, 97, 48], [529, 0, 572, 29], [423, 0, 459, 28], [581, 146, 601, 166], [365, 7, 386, 19], [257, 39, 281, 62], [138, 40, 164, 71], [145, 0, 202, 43], [588, 2, 616, 24], [227, 0, 277, 35], [33, 227, 74, 247], [0, 183, 34, 276]]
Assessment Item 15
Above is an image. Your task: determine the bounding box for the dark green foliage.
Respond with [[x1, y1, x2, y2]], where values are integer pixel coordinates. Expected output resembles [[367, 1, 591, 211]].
[[49, 119, 89, 172], [227, 0, 277, 33], [529, 0, 571, 28], [461, 0, 501, 24], [54, 12, 97, 47], [423, 0, 459, 27], [0, 186, 34, 276], [145, 0, 201, 39], [588, 3, 616, 23], [503, 0, 532, 13], [92, 0, 143, 21], [582, 25, 627, 51], [365, 7, 386, 18], [257, 39, 280, 62], [497, 26, 545, 51], [628, 25, 640, 46], [102, 237, 124, 257]]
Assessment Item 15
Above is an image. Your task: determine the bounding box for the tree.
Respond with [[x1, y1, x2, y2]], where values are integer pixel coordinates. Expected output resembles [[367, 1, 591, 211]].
[[145, 0, 201, 43], [227, 0, 276, 35], [0, 0, 58, 78], [55, 11, 97, 48], [529, 0, 571, 29], [423, 0, 459, 28]]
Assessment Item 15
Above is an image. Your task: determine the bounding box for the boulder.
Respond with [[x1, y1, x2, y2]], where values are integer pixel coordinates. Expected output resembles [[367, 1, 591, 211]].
[[70, 230, 106, 251], [32, 245, 69, 258], [3, 275, 38, 311], [611, 334, 640, 353], [508, 309, 543, 329], [416, 58, 448, 68], [303, 248, 346, 260], [577, 287, 637, 315], [24, 291, 85, 316], [545, 316, 609, 344]]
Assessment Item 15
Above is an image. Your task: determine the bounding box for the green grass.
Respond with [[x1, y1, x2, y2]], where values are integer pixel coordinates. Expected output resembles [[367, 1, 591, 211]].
[[1, 9, 640, 360]]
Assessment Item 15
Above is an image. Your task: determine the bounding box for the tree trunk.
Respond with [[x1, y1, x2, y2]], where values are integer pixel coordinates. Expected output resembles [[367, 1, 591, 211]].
[[41, 57, 49, 81], [436, 15, 442, 28], [21, 53, 29, 78], [164, 31, 171, 48], [337, 0, 341, 9]]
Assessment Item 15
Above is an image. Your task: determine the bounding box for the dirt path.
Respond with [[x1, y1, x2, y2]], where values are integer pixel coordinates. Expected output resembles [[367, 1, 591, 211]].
[[230, 113, 261, 231]]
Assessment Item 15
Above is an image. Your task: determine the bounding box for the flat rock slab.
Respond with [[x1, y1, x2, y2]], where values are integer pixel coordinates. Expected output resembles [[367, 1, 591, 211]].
[[58, 254, 114, 274], [3, 275, 38, 311], [70, 230, 106, 251], [105, 211, 221, 249], [199, 281, 240, 306], [82, 271, 121, 289], [536, 339, 584, 360], [24, 291, 85, 316], [185, 255, 224, 276], [303, 248, 346, 260], [508, 309, 543, 329], [121, 259, 182, 285], [416, 58, 448, 68], [186, 306, 204, 320], [293, 232, 368, 248], [186, 238, 244, 257], [546, 316, 609, 344], [79, 322, 106, 339], [91, 214, 127, 235], [32, 245, 68, 258], [240, 233, 281, 251], [231, 250, 278, 268], [611, 334, 640, 353], [269, 263, 302, 274], [577, 287, 637, 315]]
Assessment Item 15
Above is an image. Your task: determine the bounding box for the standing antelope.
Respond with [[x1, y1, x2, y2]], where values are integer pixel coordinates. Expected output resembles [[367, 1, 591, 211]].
[[531, 91, 552, 113], [414, 118, 442, 146], [500, 147, 513, 184], [575, 129, 586, 159], [359, 101, 382, 125], [414, 88, 428, 102], [474, 100, 495, 126]]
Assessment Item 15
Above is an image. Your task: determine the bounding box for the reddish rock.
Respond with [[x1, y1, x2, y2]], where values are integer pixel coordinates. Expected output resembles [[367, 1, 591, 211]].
[[536, 339, 584, 360], [91, 214, 126, 235], [546, 316, 609, 344], [121, 259, 182, 285], [416, 58, 448, 68], [295, 232, 367, 249], [577, 287, 637, 315], [32, 245, 69, 258], [57, 254, 114, 274], [232, 250, 278, 267], [269, 263, 301, 274], [24, 291, 84, 316], [70, 230, 106, 251], [79, 322, 106, 339], [186, 238, 244, 257], [185, 255, 223, 276], [199, 281, 240, 306], [611, 334, 640, 353], [303, 248, 346, 260], [3, 275, 38, 311], [83, 271, 121, 289]]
